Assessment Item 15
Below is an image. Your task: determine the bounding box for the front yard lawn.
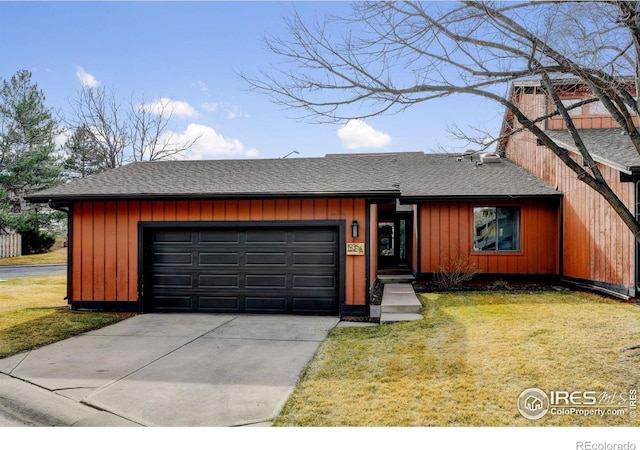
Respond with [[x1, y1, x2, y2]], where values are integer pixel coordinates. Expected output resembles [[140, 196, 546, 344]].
[[275, 290, 640, 426], [0, 275, 133, 358]]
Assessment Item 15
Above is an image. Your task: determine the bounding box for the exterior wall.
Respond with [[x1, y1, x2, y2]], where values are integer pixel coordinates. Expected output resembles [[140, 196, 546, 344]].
[[419, 199, 559, 276], [70, 198, 367, 309], [547, 89, 639, 130], [369, 203, 378, 287], [505, 130, 636, 291]]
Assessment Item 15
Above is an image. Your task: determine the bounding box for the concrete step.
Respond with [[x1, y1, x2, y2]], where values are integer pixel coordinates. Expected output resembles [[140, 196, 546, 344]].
[[380, 312, 423, 324], [377, 274, 416, 284], [379, 283, 423, 322], [381, 294, 422, 313]]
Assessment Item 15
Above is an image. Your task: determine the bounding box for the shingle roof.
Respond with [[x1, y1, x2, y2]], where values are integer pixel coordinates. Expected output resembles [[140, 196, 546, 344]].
[[396, 152, 561, 199], [547, 129, 640, 174], [27, 152, 560, 203]]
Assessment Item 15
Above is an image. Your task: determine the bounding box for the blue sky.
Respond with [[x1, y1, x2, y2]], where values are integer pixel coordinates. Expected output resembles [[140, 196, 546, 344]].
[[0, 1, 504, 160]]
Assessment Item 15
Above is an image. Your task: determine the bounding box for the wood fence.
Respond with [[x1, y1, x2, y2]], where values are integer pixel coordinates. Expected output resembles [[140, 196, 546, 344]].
[[0, 234, 21, 258]]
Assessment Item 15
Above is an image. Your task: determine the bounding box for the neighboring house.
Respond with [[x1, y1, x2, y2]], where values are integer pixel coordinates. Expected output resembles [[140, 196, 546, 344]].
[[27, 152, 561, 317], [499, 78, 640, 299]]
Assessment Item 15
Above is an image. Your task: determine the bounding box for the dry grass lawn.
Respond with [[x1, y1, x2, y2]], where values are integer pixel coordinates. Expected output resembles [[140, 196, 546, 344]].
[[0, 275, 133, 358], [275, 290, 640, 427]]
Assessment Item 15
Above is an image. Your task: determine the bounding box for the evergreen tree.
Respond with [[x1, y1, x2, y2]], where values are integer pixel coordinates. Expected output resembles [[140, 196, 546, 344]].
[[63, 124, 107, 179], [0, 70, 64, 251]]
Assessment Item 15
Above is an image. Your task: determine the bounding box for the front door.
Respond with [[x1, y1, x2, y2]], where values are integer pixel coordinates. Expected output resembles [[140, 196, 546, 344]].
[[378, 213, 412, 271]]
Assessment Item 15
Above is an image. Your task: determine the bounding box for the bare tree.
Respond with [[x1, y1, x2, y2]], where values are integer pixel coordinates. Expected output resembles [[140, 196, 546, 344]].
[[67, 85, 128, 170], [244, 1, 640, 241], [66, 86, 199, 170], [130, 97, 200, 162]]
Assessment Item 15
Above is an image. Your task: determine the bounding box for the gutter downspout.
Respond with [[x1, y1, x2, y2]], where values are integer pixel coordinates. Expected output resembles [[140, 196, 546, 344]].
[[49, 200, 71, 306]]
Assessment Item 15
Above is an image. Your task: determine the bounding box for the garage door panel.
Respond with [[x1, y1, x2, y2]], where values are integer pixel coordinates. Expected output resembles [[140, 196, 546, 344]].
[[293, 275, 336, 289], [153, 252, 193, 266], [199, 274, 239, 287], [153, 295, 193, 310], [293, 252, 336, 266], [293, 229, 336, 243], [245, 296, 287, 312], [147, 225, 339, 314], [245, 252, 286, 266], [199, 231, 240, 243], [197, 296, 241, 311], [199, 252, 239, 266], [153, 231, 193, 244], [153, 274, 193, 288], [245, 230, 288, 244], [245, 274, 287, 288]]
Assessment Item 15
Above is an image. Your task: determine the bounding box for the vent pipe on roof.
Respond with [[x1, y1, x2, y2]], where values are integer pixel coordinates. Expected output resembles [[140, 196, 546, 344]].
[[479, 152, 501, 164]]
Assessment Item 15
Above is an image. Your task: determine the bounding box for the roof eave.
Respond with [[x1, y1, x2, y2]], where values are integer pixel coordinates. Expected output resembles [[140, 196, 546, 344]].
[[26, 190, 401, 204], [399, 193, 563, 202]]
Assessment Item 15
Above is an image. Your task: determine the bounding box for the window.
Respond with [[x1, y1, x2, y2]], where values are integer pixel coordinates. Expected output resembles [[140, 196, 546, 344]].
[[589, 100, 610, 115], [561, 99, 583, 116], [473, 207, 521, 252]]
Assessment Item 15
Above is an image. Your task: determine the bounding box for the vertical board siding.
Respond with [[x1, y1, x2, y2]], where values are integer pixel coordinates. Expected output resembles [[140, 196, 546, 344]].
[[71, 198, 367, 307], [419, 199, 559, 275], [506, 126, 635, 288]]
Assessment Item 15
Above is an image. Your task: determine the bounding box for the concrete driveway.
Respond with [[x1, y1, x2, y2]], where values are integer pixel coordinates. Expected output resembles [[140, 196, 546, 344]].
[[0, 313, 339, 426]]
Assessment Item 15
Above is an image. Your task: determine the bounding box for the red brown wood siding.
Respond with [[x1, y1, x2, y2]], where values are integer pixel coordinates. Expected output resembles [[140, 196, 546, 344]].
[[505, 127, 635, 289], [418, 199, 559, 275], [71, 198, 367, 308]]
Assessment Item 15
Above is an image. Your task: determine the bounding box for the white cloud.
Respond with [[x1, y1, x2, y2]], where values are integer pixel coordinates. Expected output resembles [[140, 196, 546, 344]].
[[138, 98, 199, 119], [75, 66, 99, 88], [193, 80, 209, 94], [227, 109, 250, 120], [337, 119, 391, 150], [55, 128, 72, 149], [201, 101, 219, 112], [166, 123, 258, 160]]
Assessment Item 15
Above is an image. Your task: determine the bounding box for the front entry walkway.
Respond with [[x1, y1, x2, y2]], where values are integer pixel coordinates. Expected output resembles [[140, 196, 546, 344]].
[[380, 283, 423, 324]]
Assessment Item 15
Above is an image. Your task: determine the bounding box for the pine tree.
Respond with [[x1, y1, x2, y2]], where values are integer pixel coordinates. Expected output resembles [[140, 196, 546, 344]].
[[63, 124, 108, 179], [0, 70, 64, 252]]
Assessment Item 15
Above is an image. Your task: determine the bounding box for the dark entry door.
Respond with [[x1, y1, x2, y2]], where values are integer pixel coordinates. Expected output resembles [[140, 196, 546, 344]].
[[378, 214, 412, 270], [144, 225, 340, 314]]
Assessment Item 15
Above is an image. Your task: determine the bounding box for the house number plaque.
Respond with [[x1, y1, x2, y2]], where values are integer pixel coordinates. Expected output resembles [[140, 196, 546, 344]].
[[346, 243, 365, 255]]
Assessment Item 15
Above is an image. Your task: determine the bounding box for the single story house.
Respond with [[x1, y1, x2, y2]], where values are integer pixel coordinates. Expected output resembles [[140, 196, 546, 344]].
[[28, 151, 562, 317]]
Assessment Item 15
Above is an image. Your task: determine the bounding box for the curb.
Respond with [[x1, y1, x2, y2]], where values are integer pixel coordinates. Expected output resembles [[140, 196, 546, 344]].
[[0, 374, 141, 427]]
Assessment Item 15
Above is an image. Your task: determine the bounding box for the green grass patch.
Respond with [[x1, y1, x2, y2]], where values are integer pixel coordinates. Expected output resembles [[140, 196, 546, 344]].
[[0, 275, 133, 358], [274, 290, 640, 426]]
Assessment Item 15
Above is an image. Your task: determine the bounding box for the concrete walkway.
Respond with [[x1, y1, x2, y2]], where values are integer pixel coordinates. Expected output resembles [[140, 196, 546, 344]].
[[0, 314, 339, 427]]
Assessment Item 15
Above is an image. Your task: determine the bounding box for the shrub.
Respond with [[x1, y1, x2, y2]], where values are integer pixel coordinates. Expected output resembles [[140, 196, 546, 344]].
[[434, 255, 479, 289], [21, 230, 56, 255]]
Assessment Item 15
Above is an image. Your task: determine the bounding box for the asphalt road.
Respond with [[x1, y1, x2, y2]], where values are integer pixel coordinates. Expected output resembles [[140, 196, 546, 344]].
[[0, 264, 66, 279]]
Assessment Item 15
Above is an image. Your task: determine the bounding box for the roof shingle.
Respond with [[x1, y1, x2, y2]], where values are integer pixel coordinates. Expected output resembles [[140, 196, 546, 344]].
[[27, 152, 560, 203], [547, 129, 640, 174]]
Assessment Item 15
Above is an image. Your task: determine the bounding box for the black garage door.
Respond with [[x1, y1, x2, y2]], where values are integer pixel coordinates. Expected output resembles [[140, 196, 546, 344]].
[[144, 225, 340, 314]]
